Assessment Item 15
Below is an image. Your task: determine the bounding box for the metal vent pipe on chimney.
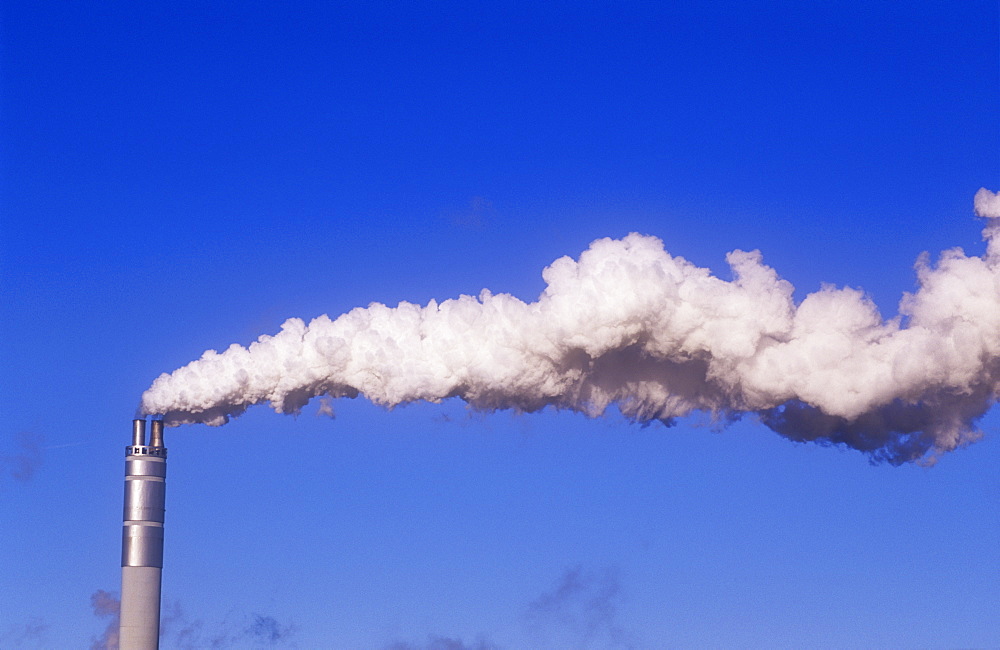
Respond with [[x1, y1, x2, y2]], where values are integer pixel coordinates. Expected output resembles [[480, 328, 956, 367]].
[[119, 419, 167, 649]]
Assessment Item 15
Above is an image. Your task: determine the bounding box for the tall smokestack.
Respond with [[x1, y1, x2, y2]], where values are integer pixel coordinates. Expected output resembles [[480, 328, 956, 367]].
[[119, 419, 166, 649]]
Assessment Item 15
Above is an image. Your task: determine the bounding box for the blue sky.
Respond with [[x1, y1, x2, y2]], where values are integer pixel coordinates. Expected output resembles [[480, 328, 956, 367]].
[[2, 2, 999, 648]]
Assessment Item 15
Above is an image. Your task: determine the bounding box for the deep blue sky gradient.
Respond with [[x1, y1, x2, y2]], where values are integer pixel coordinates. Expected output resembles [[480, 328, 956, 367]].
[[2, 2, 999, 648]]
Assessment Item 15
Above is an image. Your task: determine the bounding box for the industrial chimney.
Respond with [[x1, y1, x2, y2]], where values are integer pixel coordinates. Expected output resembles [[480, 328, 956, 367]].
[[119, 419, 167, 649]]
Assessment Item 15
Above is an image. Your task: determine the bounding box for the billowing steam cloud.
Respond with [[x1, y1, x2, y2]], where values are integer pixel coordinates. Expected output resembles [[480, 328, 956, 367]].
[[142, 190, 1000, 464]]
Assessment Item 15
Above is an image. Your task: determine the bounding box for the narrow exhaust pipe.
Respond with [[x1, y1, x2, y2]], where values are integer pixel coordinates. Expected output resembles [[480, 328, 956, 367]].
[[149, 420, 164, 449], [131, 419, 146, 447], [119, 418, 167, 649]]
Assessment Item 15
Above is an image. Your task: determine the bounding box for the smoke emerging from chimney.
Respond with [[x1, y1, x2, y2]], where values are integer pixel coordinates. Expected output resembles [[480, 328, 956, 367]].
[[141, 190, 1000, 464]]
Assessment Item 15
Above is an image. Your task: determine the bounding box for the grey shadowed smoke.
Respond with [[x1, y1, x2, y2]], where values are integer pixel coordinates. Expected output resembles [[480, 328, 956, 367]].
[[89, 590, 120, 650], [0, 617, 49, 649], [1, 432, 43, 482], [385, 566, 633, 649], [89, 591, 294, 649], [159, 598, 295, 649], [141, 189, 1000, 465], [526, 565, 633, 649], [385, 636, 500, 650]]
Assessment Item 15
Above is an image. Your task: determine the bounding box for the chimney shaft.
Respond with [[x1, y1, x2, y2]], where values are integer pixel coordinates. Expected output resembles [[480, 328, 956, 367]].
[[119, 419, 166, 650]]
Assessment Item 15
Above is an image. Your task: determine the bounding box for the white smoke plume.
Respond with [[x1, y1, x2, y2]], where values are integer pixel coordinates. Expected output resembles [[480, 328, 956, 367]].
[[141, 190, 1000, 464]]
